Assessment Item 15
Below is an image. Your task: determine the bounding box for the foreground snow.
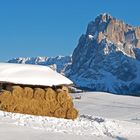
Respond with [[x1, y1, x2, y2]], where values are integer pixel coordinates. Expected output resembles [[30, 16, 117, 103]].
[[0, 92, 140, 140], [74, 92, 140, 122]]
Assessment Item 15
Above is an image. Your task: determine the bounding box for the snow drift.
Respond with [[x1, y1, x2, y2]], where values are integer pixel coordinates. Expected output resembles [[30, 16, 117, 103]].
[[0, 63, 73, 86]]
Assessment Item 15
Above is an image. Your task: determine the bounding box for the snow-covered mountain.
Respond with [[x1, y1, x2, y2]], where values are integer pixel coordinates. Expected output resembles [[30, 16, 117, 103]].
[[8, 13, 140, 95], [8, 56, 72, 74], [68, 13, 140, 95]]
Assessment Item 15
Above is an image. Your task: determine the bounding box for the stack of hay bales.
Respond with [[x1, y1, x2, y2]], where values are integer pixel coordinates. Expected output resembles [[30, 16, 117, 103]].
[[0, 85, 78, 120]]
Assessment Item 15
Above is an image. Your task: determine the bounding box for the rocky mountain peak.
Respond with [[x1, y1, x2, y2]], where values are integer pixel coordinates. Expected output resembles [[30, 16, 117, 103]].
[[96, 13, 113, 23], [69, 13, 140, 95], [86, 13, 113, 35], [85, 13, 140, 58]]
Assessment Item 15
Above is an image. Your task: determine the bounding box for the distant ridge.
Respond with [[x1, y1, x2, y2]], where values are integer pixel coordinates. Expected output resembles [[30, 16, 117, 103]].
[[8, 56, 72, 74]]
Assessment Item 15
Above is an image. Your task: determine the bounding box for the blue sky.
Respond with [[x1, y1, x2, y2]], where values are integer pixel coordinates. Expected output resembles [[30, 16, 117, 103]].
[[0, 0, 140, 61]]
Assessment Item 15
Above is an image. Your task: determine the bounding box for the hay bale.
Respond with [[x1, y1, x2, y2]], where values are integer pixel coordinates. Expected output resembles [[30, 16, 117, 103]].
[[1, 90, 11, 95], [45, 88, 57, 101], [66, 108, 78, 120], [42, 101, 51, 116], [56, 86, 69, 93], [12, 97, 26, 113], [36, 100, 50, 116], [6, 96, 18, 112], [49, 99, 60, 113], [0, 85, 78, 119], [0, 91, 12, 110], [14, 102, 24, 113], [34, 88, 45, 100], [0, 103, 7, 111], [57, 91, 71, 105], [41, 100, 50, 110], [62, 86, 69, 93], [39, 107, 50, 116], [54, 107, 66, 118], [61, 100, 74, 110], [0, 90, 11, 101], [14, 98, 37, 115], [47, 112, 54, 117], [12, 86, 24, 98], [27, 99, 40, 115], [56, 88, 63, 93], [23, 87, 34, 99], [21, 99, 50, 116], [0, 91, 17, 113], [40, 108, 50, 116]]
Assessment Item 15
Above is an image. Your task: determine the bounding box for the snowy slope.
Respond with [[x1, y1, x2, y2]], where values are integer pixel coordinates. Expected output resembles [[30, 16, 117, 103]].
[[0, 92, 140, 140], [0, 63, 72, 86]]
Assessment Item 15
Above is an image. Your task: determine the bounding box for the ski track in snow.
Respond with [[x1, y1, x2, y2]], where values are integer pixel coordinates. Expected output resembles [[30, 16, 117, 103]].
[[0, 111, 139, 139]]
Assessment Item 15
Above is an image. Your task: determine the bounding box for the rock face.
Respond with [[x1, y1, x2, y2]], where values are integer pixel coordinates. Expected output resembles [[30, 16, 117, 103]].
[[69, 13, 140, 95], [8, 56, 72, 75]]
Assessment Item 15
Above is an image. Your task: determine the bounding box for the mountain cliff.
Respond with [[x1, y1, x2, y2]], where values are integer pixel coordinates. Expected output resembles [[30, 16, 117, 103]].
[[68, 13, 140, 95]]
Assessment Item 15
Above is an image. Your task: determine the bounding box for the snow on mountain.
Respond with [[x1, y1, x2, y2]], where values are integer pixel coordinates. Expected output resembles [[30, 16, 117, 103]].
[[68, 13, 140, 95], [8, 55, 72, 75]]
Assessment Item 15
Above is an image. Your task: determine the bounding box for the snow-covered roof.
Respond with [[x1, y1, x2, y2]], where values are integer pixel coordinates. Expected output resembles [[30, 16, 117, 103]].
[[0, 63, 73, 86]]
